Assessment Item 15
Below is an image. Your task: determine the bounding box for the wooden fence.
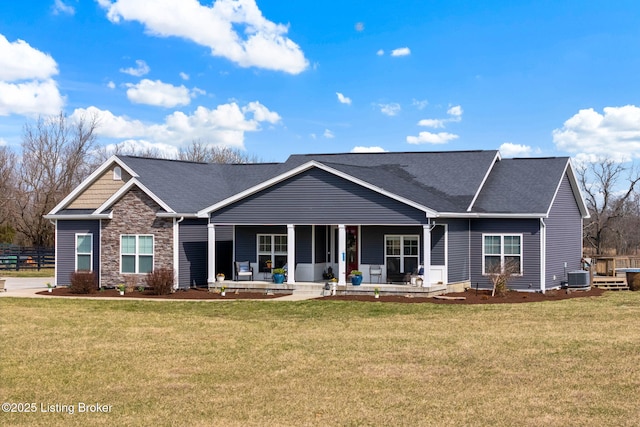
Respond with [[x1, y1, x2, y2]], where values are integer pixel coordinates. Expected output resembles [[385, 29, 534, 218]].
[[0, 245, 55, 271]]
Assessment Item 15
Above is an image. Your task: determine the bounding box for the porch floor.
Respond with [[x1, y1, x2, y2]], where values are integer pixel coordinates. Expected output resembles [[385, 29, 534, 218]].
[[209, 280, 448, 298]]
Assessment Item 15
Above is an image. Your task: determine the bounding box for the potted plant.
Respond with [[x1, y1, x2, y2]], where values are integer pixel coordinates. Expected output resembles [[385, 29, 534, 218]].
[[117, 283, 126, 296], [216, 273, 225, 283], [350, 270, 363, 286], [220, 285, 226, 297], [47, 282, 53, 293], [374, 287, 380, 298], [272, 268, 286, 284], [265, 260, 272, 269]]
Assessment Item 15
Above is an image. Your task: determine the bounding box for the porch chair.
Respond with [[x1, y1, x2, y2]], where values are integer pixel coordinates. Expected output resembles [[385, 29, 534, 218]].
[[234, 261, 254, 281], [369, 265, 382, 283]]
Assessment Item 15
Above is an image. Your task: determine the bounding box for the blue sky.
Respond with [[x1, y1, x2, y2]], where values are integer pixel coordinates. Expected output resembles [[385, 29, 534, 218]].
[[1, 0, 640, 163]]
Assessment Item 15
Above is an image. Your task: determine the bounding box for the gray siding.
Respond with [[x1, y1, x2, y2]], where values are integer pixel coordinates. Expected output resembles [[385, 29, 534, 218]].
[[211, 168, 426, 225], [295, 225, 313, 263], [470, 219, 541, 291], [360, 225, 445, 266], [235, 225, 287, 262], [443, 219, 470, 283], [56, 220, 100, 286], [545, 173, 583, 288], [178, 219, 208, 288]]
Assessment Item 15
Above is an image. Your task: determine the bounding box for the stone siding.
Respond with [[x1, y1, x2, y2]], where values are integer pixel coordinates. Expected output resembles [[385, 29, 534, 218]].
[[100, 187, 173, 287]]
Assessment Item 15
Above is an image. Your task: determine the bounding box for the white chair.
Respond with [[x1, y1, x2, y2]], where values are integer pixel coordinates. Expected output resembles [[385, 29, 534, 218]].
[[369, 265, 382, 283], [234, 261, 254, 281]]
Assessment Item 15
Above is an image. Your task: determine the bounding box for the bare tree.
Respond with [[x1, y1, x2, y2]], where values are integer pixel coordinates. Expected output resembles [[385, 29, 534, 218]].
[[178, 140, 259, 164], [577, 158, 640, 255], [14, 112, 99, 246], [487, 258, 521, 297], [0, 146, 17, 242]]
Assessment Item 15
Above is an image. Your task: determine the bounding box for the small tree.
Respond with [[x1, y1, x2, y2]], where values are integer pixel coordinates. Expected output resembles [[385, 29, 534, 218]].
[[487, 258, 521, 297]]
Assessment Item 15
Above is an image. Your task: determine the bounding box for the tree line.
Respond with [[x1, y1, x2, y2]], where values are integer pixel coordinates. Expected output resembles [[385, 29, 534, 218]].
[[0, 113, 257, 248], [1, 112, 639, 255]]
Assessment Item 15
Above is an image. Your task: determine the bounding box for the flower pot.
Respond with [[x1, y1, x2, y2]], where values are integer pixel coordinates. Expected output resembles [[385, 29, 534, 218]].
[[273, 273, 285, 284], [216, 276, 225, 283], [221, 291, 226, 297], [119, 291, 125, 296], [351, 275, 363, 286], [48, 288, 52, 293], [374, 293, 379, 299], [266, 262, 272, 269]]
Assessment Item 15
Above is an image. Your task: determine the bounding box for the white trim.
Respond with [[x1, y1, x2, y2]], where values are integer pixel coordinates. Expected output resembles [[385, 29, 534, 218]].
[[287, 225, 296, 284], [173, 218, 183, 288], [95, 178, 175, 215], [75, 233, 93, 272], [481, 233, 524, 276], [207, 224, 216, 285], [338, 225, 346, 285], [467, 151, 501, 212], [44, 213, 112, 220], [385, 234, 421, 276], [438, 212, 547, 219], [48, 156, 138, 215], [197, 161, 439, 218], [540, 218, 546, 293]]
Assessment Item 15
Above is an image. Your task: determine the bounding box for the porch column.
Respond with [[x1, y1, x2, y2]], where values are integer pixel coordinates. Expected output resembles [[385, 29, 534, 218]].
[[207, 223, 216, 285], [287, 224, 295, 284], [422, 224, 431, 287], [338, 224, 346, 285]]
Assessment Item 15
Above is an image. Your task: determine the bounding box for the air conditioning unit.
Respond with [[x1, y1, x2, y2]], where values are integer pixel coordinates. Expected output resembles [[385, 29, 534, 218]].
[[567, 270, 590, 289]]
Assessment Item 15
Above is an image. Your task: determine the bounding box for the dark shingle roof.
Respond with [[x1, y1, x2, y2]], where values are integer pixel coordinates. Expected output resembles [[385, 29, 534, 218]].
[[471, 157, 569, 214], [115, 151, 570, 216]]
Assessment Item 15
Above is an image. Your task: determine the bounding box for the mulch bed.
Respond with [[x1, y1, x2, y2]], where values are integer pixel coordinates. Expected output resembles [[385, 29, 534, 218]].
[[37, 287, 290, 300], [37, 286, 607, 304], [320, 287, 606, 304]]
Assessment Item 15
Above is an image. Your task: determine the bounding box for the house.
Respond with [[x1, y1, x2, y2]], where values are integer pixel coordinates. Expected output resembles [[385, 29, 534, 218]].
[[44, 150, 589, 293]]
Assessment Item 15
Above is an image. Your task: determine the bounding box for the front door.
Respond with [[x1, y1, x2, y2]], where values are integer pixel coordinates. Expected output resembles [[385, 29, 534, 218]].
[[346, 226, 358, 273]]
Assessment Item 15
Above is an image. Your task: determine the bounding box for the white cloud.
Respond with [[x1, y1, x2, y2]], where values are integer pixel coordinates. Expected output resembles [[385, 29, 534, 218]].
[[417, 118, 445, 128], [406, 131, 458, 145], [0, 137, 7, 146], [107, 81, 116, 89], [447, 105, 463, 120], [0, 34, 64, 116], [120, 59, 150, 77], [71, 101, 281, 149], [102, 139, 180, 158], [351, 146, 386, 153], [354, 22, 364, 32], [376, 49, 384, 56], [412, 99, 428, 110], [99, 0, 308, 74], [378, 102, 401, 116], [52, 0, 75, 15], [336, 92, 351, 105], [179, 72, 189, 80], [323, 129, 334, 139], [499, 142, 532, 158], [552, 105, 640, 162], [0, 34, 58, 81], [391, 47, 411, 57], [125, 79, 195, 107]]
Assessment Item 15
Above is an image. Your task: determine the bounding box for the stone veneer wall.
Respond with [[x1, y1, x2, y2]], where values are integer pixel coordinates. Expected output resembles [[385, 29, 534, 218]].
[[100, 187, 173, 287]]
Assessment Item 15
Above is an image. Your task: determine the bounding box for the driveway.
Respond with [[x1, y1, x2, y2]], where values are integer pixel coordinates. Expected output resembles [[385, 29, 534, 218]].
[[0, 277, 55, 297]]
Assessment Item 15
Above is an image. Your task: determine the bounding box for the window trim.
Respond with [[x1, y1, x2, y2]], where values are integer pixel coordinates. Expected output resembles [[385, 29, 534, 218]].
[[481, 233, 523, 276], [257, 234, 288, 269], [120, 234, 154, 274], [384, 234, 420, 272], [75, 233, 93, 272]]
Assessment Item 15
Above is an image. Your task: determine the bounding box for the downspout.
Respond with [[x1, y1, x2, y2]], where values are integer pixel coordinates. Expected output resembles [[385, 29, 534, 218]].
[[49, 219, 58, 287], [540, 218, 546, 294], [174, 217, 184, 289]]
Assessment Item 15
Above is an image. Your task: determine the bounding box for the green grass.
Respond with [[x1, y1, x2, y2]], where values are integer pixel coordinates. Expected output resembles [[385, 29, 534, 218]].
[[1, 293, 640, 426]]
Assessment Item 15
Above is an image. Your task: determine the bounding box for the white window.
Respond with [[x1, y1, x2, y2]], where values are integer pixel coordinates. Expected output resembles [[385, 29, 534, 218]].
[[385, 235, 420, 274], [75, 233, 93, 271], [113, 166, 122, 181], [483, 234, 522, 275], [257, 234, 287, 271], [121, 235, 154, 274]]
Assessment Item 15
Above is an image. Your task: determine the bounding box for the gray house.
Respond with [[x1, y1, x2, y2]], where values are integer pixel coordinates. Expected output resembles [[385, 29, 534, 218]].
[[45, 150, 589, 293]]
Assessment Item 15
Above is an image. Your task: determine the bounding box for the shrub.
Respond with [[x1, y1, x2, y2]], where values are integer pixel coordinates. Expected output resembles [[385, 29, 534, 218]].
[[69, 271, 97, 294], [146, 268, 175, 295]]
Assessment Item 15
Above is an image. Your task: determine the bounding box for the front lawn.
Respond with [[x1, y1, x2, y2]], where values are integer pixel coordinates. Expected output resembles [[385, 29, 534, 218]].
[[1, 293, 639, 426]]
